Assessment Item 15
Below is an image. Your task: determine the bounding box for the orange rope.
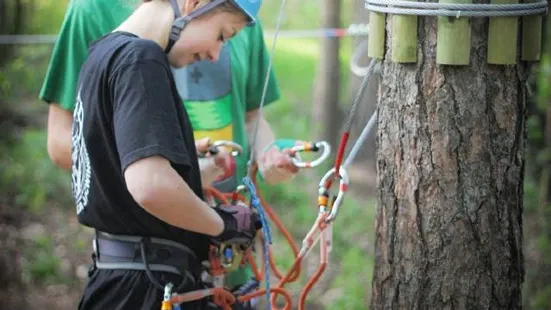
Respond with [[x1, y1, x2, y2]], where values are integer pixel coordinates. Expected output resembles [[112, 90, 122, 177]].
[[173, 163, 329, 310]]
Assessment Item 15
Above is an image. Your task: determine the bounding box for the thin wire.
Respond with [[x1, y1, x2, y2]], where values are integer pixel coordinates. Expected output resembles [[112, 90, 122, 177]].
[[328, 58, 378, 185], [247, 0, 289, 178], [342, 58, 378, 134], [242, 0, 287, 307], [366, 0, 548, 11], [366, 6, 547, 17], [343, 111, 377, 169], [0, 26, 370, 45], [365, 0, 548, 17]]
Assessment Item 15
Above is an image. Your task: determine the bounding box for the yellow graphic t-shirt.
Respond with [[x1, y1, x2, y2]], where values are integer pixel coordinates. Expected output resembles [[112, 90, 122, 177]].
[[172, 45, 237, 192]]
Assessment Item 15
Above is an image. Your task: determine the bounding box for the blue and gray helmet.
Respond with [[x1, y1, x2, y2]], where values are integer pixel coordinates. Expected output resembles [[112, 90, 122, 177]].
[[166, 0, 263, 53], [229, 0, 262, 25]]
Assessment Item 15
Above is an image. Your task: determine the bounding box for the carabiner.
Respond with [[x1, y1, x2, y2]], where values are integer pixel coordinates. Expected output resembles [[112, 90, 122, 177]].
[[231, 185, 247, 205], [317, 166, 350, 224], [290, 141, 331, 168], [198, 140, 243, 158], [161, 283, 174, 310], [219, 243, 244, 272]]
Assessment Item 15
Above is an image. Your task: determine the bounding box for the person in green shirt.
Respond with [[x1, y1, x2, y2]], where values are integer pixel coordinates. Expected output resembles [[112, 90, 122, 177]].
[[40, 0, 299, 309]]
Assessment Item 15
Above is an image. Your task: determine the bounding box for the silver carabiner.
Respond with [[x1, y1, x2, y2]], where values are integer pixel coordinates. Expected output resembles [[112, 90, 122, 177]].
[[162, 282, 174, 310], [290, 141, 331, 168], [317, 166, 350, 224], [210, 140, 243, 157], [198, 140, 243, 158]]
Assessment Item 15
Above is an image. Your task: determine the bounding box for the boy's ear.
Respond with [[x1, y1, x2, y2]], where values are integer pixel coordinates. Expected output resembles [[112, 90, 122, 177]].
[[183, 0, 200, 15]]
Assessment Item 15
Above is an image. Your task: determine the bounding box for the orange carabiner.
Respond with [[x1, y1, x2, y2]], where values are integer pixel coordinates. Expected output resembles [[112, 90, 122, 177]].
[[289, 141, 332, 168], [317, 166, 350, 224]]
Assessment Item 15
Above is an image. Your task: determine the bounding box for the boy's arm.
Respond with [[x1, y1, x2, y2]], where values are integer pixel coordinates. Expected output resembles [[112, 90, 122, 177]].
[[245, 109, 275, 160], [112, 59, 223, 235], [125, 156, 224, 236]]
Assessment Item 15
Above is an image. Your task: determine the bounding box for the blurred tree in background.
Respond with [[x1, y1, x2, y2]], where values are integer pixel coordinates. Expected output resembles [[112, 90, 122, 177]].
[[0, 0, 32, 308], [0, 0, 29, 141], [523, 13, 551, 310]]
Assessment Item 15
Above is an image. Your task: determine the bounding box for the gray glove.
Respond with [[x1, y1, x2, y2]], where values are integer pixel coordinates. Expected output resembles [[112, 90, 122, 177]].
[[211, 202, 262, 247]]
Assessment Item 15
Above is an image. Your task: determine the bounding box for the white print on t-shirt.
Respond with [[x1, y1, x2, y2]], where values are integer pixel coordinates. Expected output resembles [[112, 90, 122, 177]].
[[72, 89, 91, 215]]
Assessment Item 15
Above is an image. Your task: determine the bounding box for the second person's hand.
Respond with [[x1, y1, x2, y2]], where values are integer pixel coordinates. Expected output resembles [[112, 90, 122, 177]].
[[257, 142, 301, 185]]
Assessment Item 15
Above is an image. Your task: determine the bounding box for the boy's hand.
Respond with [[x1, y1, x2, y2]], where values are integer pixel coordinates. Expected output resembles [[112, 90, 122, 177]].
[[211, 202, 262, 247], [196, 138, 233, 185]]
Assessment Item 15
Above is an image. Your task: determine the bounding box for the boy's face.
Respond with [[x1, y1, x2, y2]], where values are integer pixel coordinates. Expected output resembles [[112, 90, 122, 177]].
[[168, 11, 247, 68]]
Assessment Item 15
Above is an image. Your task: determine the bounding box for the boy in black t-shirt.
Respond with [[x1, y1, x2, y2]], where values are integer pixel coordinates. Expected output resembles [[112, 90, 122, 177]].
[[71, 0, 264, 309]]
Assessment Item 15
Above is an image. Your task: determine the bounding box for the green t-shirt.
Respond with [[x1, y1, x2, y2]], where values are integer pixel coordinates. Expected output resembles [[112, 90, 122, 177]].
[[39, 0, 280, 288]]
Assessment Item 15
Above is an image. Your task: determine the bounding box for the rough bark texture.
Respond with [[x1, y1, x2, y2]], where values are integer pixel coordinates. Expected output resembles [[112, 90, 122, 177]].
[[372, 5, 526, 310], [312, 0, 341, 148]]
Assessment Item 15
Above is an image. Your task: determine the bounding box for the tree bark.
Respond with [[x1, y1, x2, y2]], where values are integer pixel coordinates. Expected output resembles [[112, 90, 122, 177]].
[[312, 0, 341, 148], [372, 9, 526, 310]]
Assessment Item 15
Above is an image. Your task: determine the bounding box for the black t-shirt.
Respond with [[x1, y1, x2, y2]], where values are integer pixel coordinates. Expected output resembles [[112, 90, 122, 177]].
[[72, 31, 208, 260]]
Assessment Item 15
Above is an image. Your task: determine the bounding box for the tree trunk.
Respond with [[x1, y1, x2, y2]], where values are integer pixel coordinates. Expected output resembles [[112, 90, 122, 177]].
[[312, 0, 341, 148], [372, 10, 526, 310]]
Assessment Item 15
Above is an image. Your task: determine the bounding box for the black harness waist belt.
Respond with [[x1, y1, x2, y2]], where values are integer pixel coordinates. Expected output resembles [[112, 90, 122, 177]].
[[93, 231, 200, 291]]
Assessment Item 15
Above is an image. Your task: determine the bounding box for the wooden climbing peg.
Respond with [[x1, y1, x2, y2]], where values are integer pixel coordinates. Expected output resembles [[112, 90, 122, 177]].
[[436, 0, 473, 65], [487, 0, 520, 65]]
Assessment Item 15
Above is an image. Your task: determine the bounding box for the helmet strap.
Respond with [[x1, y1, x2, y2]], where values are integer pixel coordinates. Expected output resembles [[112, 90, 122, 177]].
[[165, 0, 227, 54]]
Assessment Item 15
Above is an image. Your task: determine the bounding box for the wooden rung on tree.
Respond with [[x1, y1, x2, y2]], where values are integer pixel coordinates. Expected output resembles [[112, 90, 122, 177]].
[[487, 0, 520, 65], [365, 0, 545, 65], [391, 0, 418, 63], [436, 0, 472, 65], [521, 0, 543, 61], [368, 11, 386, 59]]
